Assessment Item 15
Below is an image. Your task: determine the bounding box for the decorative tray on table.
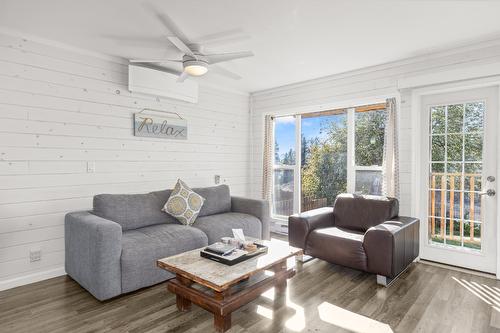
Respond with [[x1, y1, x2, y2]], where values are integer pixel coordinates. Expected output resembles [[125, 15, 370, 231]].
[[200, 241, 268, 266]]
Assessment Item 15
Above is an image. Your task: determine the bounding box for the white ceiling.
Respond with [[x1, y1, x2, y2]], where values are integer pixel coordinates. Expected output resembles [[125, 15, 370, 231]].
[[2, 0, 500, 93]]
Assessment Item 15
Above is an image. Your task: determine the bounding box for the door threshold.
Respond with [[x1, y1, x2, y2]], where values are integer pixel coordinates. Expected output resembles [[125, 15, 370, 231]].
[[419, 259, 497, 280]]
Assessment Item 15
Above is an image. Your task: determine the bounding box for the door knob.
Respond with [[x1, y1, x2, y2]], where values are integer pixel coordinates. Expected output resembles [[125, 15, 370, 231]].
[[480, 189, 496, 197]]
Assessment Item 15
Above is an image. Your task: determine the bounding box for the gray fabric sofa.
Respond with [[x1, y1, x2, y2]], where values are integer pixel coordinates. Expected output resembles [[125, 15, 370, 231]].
[[65, 185, 270, 301]]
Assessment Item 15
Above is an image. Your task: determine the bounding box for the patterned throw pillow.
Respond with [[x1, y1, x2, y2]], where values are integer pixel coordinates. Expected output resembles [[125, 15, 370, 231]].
[[163, 179, 205, 226]]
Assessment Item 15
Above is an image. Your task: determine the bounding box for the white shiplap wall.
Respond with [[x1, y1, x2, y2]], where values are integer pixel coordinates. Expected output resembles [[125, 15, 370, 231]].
[[0, 32, 251, 290], [249, 39, 500, 217]]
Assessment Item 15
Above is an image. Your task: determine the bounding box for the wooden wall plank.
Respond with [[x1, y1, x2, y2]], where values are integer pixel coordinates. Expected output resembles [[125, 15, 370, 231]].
[[0, 32, 251, 283]]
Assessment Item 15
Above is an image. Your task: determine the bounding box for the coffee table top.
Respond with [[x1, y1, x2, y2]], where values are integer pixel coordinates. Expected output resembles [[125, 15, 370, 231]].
[[157, 239, 302, 292]]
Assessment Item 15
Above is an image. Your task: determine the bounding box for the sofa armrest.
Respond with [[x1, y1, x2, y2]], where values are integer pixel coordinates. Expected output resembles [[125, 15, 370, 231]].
[[288, 207, 334, 250], [65, 211, 123, 300], [231, 196, 270, 240], [363, 216, 420, 278]]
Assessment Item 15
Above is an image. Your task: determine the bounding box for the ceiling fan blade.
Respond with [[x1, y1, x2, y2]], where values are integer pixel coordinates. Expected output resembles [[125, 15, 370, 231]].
[[194, 28, 245, 42], [167, 36, 195, 57], [205, 51, 254, 64], [211, 65, 242, 80], [177, 71, 189, 83], [130, 59, 182, 63], [200, 35, 251, 47], [142, 3, 194, 53]]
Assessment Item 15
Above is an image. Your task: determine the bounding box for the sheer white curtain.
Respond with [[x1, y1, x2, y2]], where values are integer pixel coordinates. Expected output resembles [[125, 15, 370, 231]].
[[262, 115, 274, 201], [382, 98, 400, 198]]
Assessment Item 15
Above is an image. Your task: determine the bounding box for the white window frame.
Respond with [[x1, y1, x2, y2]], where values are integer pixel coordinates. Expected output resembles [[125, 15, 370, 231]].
[[271, 105, 385, 221]]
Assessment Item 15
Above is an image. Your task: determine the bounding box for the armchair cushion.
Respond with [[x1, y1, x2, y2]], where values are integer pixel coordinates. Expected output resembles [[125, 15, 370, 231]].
[[333, 193, 399, 232], [307, 227, 367, 271]]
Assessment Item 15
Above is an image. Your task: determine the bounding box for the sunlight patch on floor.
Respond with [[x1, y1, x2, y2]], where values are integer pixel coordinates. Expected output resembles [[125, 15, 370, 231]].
[[317, 302, 393, 333], [259, 287, 305, 331], [452, 277, 500, 311], [256, 305, 273, 319]]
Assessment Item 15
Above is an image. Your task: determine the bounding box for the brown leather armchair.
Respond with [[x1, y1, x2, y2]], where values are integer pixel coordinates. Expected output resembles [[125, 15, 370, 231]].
[[289, 193, 419, 286]]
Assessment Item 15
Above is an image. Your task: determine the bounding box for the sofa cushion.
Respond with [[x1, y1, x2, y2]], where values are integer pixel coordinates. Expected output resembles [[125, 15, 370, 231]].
[[163, 179, 205, 226], [306, 227, 367, 271], [192, 212, 261, 244], [333, 193, 399, 232], [120, 224, 208, 293], [93, 190, 178, 231], [194, 185, 231, 217]]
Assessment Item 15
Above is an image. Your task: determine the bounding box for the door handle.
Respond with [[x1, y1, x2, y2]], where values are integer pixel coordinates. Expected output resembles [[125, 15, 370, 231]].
[[480, 189, 496, 197]]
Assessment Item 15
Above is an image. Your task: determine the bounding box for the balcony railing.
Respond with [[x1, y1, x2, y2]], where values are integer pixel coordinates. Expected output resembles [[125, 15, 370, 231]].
[[273, 196, 328, 217], [429, 172, 481, 249]]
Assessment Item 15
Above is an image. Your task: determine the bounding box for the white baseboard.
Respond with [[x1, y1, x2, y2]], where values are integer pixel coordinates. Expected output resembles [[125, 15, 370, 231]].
[[0, 267, 66, 291]]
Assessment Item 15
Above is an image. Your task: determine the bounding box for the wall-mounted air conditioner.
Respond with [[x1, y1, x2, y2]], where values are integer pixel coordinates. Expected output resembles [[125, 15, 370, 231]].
[[128, 65, 198, 103]]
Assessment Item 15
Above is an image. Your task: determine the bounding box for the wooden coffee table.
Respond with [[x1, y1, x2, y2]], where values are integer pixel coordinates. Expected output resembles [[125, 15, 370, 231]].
[[157, 239, 302, 332]]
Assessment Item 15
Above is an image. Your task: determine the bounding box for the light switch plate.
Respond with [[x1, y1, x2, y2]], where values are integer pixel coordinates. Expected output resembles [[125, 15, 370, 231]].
[[214, 175, 221, 184], [87, 161, 95, 173]]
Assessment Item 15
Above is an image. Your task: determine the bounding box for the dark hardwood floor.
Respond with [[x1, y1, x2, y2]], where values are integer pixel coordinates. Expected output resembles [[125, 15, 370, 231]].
[[2, 250, 500, 332]]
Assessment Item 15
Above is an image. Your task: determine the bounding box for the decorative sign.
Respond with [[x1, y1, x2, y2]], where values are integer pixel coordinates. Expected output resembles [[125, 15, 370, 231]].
[[133, 113, 187, 140]]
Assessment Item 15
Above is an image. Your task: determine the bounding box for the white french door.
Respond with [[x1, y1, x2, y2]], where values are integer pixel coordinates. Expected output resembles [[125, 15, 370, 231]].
[[420, 86, 498, 273]]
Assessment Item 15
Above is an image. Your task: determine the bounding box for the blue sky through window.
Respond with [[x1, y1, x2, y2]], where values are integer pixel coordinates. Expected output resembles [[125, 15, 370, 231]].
[[275, 114, 345, 161]]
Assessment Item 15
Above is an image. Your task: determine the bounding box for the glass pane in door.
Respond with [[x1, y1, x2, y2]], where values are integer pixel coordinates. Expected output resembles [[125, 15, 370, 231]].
[[428, 102, 485, 250], [301, 110, 347, 212]]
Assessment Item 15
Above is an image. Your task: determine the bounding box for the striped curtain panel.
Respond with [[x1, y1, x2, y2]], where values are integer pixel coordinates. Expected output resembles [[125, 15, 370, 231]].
[[262, 115, 274, 201], [382, 98, 400, 199]]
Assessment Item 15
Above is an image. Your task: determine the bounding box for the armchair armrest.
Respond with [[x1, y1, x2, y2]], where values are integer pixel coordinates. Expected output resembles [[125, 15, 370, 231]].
[[231, 196, 270, 240], [288, 207, 334, 250], [363, 216, 420, 278], [65, 211, 122, 300]]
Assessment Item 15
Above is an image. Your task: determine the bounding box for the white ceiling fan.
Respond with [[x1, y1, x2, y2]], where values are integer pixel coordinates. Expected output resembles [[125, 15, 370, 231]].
[[130, 4, 254, 82]]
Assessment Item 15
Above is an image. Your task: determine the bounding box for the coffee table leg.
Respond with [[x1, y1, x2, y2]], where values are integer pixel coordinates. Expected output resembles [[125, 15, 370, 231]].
[[214, 290, 231, 332], [214, 313, 231, 332], [176, 294, 191, 311], [175, 274, 192, 312], [273, 262, 287, 295]]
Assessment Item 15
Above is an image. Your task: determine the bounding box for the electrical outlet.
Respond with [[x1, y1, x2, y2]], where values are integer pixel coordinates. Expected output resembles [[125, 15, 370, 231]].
[[87, 161, 95, 173], [30, 249, 41, 262], [214, 175, 221, 184]]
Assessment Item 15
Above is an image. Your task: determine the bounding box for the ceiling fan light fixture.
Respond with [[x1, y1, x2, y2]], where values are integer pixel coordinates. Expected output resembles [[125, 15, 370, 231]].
[[184, 60, 208, 76]]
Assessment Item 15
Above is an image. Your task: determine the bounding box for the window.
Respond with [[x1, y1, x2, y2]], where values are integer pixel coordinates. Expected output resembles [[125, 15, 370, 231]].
[[273, 116, 297, 217], [353, 106, 386, 195], [271, 103, 387, 220], [301, 110, 347, 212]]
